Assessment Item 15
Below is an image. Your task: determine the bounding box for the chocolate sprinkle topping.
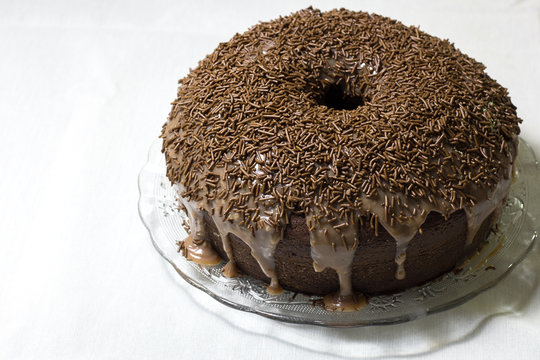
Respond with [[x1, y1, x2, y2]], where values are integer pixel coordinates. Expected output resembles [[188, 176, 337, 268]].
[[162, 7, 521, 232]]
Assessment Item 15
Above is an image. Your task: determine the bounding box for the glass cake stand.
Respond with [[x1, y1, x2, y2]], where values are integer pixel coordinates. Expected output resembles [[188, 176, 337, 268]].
[[138, 137, 539, 328]]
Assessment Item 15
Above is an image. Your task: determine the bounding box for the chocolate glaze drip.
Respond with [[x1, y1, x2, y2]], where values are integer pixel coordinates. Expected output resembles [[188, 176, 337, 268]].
[[180, 234, 221, 266], [176, 157, 514, 309]]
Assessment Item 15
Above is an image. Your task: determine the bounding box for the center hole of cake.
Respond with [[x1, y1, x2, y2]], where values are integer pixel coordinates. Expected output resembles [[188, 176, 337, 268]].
[[319, 84, 365, 110]]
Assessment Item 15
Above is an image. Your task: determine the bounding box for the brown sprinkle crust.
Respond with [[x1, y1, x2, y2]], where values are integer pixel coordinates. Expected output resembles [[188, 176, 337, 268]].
[[162, 7, 521, 232]]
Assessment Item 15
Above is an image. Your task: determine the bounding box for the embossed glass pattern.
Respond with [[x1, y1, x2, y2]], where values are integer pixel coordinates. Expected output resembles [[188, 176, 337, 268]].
[[138, 138, 538, 327]]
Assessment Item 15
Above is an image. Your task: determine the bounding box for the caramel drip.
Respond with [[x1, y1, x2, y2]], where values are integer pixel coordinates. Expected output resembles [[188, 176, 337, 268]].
[[217, 230, 238, 277], [306, 210, 365, 311], [222, 261, 239, 278], [181, 235, 222, 266], [323, 292, 367, 312], [180, 200, 222, 266], [211, 215, 284, 294], [174, 158, 286, 293], [362, 194, 433, 280], [464, 171, 512, 246], [180, 194, 283, 291]]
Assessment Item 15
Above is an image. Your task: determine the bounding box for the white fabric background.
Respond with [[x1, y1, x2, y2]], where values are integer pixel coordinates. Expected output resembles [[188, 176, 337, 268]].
[[1, 0, 539, 359]]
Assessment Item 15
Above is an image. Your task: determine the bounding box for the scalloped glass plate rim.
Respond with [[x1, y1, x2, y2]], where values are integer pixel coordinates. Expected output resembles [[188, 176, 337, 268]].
[[138, 136, 539, 327]]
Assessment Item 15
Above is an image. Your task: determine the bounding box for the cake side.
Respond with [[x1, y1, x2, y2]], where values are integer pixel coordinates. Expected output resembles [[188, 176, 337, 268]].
[[205, 203, 497, 295]]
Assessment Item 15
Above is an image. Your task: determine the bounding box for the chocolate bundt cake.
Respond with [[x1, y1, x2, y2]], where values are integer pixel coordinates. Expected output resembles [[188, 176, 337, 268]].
[[161, 8, 521, 311]]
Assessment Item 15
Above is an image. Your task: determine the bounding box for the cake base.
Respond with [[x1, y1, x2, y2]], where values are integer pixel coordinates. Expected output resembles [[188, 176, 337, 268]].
[[203, 209, 496, 295]]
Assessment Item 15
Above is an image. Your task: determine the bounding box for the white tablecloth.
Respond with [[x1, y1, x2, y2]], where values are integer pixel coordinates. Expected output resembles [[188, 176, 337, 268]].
[[1, 0, 539, 358]]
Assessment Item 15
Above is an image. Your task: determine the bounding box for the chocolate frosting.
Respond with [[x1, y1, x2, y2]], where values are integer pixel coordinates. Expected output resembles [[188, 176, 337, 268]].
[[162, 8, 521, 310]]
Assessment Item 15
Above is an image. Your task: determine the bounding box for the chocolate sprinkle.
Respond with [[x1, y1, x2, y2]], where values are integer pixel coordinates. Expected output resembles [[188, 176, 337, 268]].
[[162, 7, 521, 232]]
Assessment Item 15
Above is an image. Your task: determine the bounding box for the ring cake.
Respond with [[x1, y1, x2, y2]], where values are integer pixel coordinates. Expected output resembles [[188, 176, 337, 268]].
[[161, 8, 521, 311]]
